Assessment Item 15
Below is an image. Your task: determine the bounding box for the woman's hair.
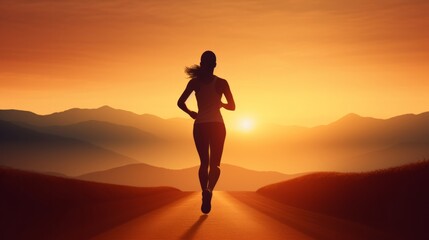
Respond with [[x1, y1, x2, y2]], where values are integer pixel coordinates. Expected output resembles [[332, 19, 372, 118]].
[[185, 64, 201, 79], [185, 51, 216, 79]]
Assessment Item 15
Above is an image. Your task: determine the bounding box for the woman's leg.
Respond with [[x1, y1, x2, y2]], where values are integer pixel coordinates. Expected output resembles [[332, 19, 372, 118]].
[[207, 123, 226, 191], [193, 123, 210, 191]]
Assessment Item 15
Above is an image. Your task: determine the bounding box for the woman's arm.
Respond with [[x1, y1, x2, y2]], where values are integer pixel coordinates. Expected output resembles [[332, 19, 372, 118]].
[[221, 80, 236, 111], [177, 80, 198, 119]]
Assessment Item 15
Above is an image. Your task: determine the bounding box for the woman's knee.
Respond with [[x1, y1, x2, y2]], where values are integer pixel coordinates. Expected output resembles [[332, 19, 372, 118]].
[[199, 163, 209, 170], [209, 163, 220, 171]]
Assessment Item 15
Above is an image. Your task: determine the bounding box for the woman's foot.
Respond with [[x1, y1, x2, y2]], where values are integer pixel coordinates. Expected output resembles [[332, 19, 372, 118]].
[[201, 189, 212, 214]]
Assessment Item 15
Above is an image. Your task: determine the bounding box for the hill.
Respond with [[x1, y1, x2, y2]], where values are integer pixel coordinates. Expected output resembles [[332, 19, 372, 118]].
[[258, 161, 429, 239], [0, 166, 187, 240], [79, 163, 298, 191], [0, 120, 137, 176]]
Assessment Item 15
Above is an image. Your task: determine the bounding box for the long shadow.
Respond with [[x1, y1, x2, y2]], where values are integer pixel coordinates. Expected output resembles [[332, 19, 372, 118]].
[[179, 215, 208, 240]]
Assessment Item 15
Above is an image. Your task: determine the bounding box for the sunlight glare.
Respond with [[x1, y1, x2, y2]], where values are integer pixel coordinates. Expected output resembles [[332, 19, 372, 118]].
[[238, 118, 255, 132]]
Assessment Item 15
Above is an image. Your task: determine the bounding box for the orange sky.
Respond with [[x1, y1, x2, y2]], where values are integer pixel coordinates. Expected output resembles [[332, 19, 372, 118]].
[[1, 0, 429, 127]]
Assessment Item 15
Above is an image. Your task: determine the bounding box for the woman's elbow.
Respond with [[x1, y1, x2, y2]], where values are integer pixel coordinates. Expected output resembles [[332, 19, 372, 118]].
[[177, 100, 184, 109], [230, 103, 236, 111]]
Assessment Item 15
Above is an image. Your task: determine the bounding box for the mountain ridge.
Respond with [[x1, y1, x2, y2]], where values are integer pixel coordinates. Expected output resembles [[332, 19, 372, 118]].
[[0, 120, 137, 176], [0, 106, 192, 140], [1, 106, 429, 173], [2, 106, 429, 129]]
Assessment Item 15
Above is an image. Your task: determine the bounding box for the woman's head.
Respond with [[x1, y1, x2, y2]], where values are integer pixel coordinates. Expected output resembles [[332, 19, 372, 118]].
[[200, 51, 216, 70], [185, 50, 217, 79]]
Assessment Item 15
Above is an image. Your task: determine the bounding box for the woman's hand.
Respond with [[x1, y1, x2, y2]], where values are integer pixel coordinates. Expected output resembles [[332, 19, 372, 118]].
[[220, 101, 235, 111], [220, 80, 235, 111], [189, 111, 198, 119]]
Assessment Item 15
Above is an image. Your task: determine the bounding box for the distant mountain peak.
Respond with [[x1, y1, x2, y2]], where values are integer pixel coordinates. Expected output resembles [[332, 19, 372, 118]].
[[343, 113, 361, 119], [98, 105, 115, 110], [334, 113, 362, 123], [329, 113, 383, 128], [56, 106, 116, 114]]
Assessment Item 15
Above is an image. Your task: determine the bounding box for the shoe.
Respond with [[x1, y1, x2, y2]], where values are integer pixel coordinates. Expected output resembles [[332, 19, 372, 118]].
[[201, 189, 212, 214]]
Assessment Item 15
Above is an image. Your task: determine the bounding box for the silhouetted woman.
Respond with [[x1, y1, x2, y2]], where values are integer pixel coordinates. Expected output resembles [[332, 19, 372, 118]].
[[177, 51, 235, 214]]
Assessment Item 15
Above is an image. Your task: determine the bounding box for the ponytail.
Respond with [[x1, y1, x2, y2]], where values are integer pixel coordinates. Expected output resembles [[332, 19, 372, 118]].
[[185, 64, 201, 79]]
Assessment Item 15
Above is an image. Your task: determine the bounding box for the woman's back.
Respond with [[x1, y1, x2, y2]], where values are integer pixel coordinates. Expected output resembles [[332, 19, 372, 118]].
[[195, 76, 223, 124]]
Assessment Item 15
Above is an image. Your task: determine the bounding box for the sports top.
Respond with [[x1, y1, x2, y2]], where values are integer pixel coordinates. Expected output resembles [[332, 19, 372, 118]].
[[194, 76, 224, 124]]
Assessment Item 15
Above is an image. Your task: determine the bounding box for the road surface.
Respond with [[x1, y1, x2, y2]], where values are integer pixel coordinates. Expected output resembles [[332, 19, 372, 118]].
[[92, 192, 387, 240]]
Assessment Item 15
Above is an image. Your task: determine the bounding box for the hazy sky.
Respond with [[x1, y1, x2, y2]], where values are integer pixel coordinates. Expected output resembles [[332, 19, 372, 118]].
[[1, 0, 429, 126]]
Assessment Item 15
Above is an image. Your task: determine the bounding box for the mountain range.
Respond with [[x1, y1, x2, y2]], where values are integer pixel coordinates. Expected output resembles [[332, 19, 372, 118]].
[[0, 105, 192, 140], [1, 106, 428, 176], [226, 112, 429, 172], [0, 110, 295, 189], [0, 106, 193, 168], [0, 120, 136, 176]]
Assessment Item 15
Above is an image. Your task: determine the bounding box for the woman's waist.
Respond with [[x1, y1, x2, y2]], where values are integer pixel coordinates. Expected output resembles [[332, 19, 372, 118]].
[[195, 110, 223, 123]]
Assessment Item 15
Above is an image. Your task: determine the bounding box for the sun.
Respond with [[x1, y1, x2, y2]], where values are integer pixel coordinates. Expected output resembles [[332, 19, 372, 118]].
[[237, 117, 255, 132]]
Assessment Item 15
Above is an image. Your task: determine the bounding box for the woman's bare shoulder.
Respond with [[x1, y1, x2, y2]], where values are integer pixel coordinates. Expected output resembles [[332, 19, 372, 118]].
[[187, 78, 199, 87], [215, 76, 229, 86], [214, 76, 229, 93]]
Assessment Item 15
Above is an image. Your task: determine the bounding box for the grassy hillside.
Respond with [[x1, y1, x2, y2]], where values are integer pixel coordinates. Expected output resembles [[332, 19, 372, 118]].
[[0, 166, 187, 240], [258, 161, 429, 239]]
